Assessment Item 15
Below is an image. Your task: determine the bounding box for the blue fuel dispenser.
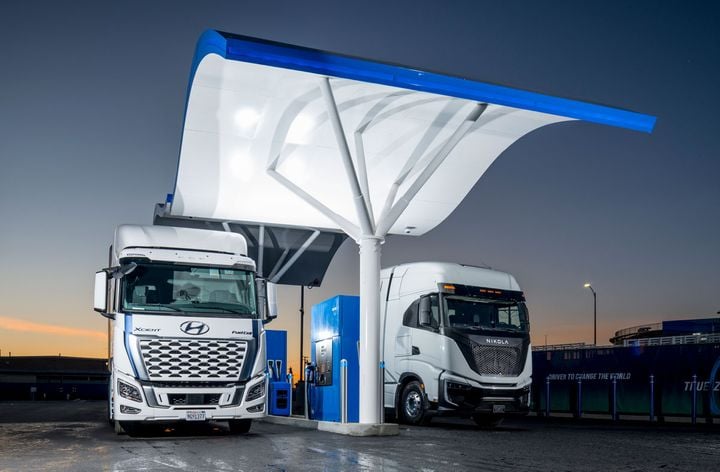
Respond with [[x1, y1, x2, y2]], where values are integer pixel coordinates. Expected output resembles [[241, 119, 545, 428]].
[[309, 295, 359, 422], [265, 330, 291, 416]]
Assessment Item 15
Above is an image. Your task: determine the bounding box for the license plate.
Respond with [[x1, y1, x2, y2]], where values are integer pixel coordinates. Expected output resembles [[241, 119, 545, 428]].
[[492, 404, 506, 414], [186, 410, 206, 421]]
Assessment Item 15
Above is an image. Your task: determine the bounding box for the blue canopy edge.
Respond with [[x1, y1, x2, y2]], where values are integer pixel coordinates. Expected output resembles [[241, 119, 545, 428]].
[[188, 30, 656, 134]]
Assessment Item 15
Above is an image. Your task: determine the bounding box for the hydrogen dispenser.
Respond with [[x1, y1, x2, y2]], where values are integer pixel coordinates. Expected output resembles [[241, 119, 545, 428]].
[[309, 295, 360, 422]]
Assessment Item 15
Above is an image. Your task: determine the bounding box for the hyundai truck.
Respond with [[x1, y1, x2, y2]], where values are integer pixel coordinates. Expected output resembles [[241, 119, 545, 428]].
[[381, 262, 531, 427], [93, 224, 276, 434]]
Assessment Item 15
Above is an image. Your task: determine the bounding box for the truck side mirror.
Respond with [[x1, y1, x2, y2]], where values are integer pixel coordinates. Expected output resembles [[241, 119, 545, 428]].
[[256, 278, 278, 322], [93, 271, 113, 319], [419, 296, 431, 326], [266, 281, 278, 321]]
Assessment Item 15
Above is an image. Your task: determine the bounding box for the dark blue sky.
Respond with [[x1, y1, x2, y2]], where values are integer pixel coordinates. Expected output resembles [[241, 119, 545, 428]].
[[0, 1, 718, 358]]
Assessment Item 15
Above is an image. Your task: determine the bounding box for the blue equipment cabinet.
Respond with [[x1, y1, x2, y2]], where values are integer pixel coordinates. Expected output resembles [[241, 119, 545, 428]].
[[269, 382, 291, 416], [265, 330, 287, 380], [309, 295, 360, 422], [265, 330, 291, 416]]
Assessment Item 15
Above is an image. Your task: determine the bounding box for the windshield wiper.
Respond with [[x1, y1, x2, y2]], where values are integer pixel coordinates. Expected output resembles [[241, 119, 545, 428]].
[[189, 305, 253, 315], [459, 326, 506, 332], [130, 305, 186, 313]]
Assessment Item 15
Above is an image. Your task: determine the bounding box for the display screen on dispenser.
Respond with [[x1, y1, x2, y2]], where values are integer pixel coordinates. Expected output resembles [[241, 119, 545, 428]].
[[315, 339, 333, 386]]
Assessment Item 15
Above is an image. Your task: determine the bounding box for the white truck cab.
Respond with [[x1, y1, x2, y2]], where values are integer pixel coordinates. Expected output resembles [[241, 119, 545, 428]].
[[381, 262, 532, 427], [93, 225, 276, 434]]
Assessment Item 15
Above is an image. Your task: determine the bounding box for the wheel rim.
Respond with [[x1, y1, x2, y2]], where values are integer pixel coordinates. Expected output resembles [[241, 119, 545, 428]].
[[405, 390, 422, 418]]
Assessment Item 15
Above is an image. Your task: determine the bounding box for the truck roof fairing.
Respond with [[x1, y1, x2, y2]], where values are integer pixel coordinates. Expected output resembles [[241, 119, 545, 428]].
[[114, 224, 249, 257]]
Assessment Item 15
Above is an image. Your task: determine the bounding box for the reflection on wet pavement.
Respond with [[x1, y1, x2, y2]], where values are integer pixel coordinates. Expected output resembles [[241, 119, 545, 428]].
[[0, 402, 718, 471]]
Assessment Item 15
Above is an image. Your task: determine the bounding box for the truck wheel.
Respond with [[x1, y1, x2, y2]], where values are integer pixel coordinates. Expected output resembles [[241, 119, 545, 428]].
[[400, 381, 430, 426], [115, 421, 141, 435], [472, 414, 503, 429], [113, 420, 126, 435], [228, 419, 252, 434]]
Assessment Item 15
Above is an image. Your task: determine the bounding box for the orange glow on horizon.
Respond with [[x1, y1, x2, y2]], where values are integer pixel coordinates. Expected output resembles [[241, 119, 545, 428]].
[[0, 316, 107, 358], [0, 316, 105, 342]]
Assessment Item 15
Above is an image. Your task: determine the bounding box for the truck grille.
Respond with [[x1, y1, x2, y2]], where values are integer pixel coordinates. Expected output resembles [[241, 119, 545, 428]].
[[138, 338, 247, 382], [454, 337, 524, 376], [167, 393, 221, 406]]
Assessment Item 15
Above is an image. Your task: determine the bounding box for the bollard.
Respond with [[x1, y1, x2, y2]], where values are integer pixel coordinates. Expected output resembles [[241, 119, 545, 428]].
[[691, 374, 697, 425], [649, 374, 655, 422], [340, 359, 348, 424], [577, 379, 583, 419], [304, 365, 310, 419], [379, 361, 386, 423], [287, 372, 293, 406], [545, 376, 551, 417], [611, 378, 618, 421]]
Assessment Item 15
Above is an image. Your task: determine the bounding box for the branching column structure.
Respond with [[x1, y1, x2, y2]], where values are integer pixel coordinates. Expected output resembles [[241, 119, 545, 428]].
[[268, 77, 487, 424]]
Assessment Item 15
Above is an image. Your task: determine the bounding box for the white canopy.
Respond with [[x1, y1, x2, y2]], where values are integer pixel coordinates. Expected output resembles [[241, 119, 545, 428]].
[[169, 31, 655, 238]]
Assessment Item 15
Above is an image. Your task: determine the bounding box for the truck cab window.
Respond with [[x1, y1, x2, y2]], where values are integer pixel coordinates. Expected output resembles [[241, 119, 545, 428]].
[[444, 295, 528, 332], [121, 262, 258, 318], [403, 294, 440, 330], [402, 300, 419, 327]]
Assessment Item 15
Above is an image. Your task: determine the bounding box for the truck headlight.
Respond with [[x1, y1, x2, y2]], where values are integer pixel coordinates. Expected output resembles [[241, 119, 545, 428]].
[[120, 405, 141, 414], [447, 381, 472, 391], [245, 381, 265, 402], [118, 379, 142, 403]]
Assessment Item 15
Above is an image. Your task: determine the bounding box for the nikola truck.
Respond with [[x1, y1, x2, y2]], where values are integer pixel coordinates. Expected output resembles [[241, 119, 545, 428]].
[[381, 262, 531, 427], [93, 224, 276, 434]]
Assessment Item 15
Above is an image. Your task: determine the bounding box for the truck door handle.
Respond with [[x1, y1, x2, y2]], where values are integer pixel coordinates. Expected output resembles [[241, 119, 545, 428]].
[[412, 346, 420, 355]]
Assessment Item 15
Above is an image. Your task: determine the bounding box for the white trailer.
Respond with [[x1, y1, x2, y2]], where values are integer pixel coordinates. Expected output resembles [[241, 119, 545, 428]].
[[381, 262, 531, 427], [93, 224, 276, 434]]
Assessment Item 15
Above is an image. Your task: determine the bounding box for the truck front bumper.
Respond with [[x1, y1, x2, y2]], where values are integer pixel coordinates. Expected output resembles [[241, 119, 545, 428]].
[[437, 372, 531, 417], [113, 372, 267, 422]]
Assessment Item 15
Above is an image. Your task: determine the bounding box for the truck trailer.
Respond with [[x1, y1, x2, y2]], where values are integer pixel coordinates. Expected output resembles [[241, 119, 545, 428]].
[[381, 262, 532, 427], [93, 224, 276, 434]]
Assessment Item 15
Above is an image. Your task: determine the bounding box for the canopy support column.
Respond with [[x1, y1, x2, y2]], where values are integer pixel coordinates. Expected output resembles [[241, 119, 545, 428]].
[[320, 77, 375, 235], [358, 235, 383, 424]]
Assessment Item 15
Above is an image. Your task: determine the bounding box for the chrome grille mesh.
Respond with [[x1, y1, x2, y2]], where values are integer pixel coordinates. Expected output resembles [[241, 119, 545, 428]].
[[139, 338, 246, 382], [454, 337, 524, 376]]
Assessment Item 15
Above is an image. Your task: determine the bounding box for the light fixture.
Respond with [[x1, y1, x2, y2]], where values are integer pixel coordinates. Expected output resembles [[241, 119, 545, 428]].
[[234, 107, 261, 129], [583, 283, 597, 345]]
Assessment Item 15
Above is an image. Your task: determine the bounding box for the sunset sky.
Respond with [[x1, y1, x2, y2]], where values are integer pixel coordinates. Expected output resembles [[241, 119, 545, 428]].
[[1, 1, 718, 376]]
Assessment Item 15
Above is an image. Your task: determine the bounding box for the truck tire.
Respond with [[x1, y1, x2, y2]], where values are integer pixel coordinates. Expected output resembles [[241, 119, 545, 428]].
[[472, 414, 503, 429], [399, 381, 430, 426], [115, 421, 141, 435], [113, 420, 126, 435], [228, 419, 252, 434]]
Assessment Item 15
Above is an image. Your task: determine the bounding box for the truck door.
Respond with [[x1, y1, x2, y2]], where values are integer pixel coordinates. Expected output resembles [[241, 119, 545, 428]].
[[410, 294, 441, 364], [395, 299, 414, 358]]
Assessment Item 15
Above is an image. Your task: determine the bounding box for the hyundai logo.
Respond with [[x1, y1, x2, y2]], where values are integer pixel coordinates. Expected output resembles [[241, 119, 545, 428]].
[[180, 321, 209, 335]]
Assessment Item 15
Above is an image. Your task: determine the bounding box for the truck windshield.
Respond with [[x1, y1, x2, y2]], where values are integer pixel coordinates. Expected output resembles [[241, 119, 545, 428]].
[[443, 295, 528, 332], [121, 262, 257, 318]]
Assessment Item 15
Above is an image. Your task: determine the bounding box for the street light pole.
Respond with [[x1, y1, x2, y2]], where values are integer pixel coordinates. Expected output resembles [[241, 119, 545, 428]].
[[584, 283, 597, 345], [299, 285, 304, 382]]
